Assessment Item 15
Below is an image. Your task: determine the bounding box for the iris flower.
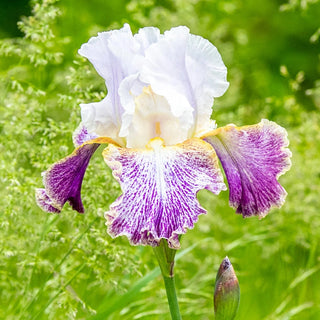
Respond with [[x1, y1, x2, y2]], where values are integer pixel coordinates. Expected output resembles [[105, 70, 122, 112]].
[[36, 24, 291, 249]]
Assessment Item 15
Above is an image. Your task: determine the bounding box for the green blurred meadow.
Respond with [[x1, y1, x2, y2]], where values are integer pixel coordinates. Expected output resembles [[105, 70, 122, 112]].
[[1, 0, 320, 319]]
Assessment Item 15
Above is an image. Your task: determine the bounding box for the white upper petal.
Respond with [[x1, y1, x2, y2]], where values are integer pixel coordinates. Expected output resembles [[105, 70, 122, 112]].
[[78, 24, 133, 85], [186, 34, 229, 135], [186, 34, 229, 98], [134, 27, 162, 52], [140, 26, 229, 137], [78, 25, 165, 145], [117, 73, 146, 138], [78, 24, 136, 132], [78, 24, 229, 146], [140, 27, 195, 122], [80, 97, 125, 146]]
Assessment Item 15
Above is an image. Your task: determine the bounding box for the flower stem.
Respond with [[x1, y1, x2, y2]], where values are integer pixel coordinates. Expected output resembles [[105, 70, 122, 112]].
[[153, 240, 182, 320], [162, 274, 181, 320]]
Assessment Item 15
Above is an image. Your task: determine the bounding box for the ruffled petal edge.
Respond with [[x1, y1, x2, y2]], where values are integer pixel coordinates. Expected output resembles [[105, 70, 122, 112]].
[[102, 137, 226, 248], [202, 119, 292, 217]]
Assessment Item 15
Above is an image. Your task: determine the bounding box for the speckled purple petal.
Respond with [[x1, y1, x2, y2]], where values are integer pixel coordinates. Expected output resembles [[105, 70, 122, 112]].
[[203, 119, 292, 218], [36, 137, 118, 214], [103, 138, 226, 248]]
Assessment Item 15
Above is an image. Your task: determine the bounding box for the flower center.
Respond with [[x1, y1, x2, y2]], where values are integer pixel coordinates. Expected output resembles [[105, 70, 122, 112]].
[[125, 86, 190, 148]]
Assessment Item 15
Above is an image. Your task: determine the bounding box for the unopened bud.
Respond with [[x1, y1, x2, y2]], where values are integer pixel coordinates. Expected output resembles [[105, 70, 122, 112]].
[[214, 257, 240, 320]]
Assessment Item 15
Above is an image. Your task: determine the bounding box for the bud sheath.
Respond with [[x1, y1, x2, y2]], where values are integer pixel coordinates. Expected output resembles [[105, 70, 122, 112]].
[[214, 257, 240, 320]]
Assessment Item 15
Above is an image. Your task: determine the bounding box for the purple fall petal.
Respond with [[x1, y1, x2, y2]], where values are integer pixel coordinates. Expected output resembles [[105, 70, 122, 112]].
[[103, 138, 226, 248], [203, 119, 292, 218], [36, 143, 100, 213], [36, 136, 119, 214]]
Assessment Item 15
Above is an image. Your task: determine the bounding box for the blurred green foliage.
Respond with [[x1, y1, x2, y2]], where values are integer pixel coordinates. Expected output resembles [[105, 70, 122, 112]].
[[0, 0, 319, 319]]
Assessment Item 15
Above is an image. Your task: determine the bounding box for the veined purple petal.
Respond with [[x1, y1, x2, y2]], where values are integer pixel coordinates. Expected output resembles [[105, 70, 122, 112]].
[[36, 137, 119, 214], [202, 119, 292, 218], [103, 138, 226, 248]]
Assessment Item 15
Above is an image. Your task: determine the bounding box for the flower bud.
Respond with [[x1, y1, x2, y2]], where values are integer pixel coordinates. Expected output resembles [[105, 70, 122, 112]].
[[214, 257, 240, 320]]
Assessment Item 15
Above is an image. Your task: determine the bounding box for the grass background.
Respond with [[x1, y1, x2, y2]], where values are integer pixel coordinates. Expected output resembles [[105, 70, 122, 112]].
[[0, 0, 320, 319]]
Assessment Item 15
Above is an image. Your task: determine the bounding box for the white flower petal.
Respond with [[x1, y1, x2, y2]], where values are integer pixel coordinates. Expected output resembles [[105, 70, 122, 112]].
[[186, 34, 229, 135], [107, 25, 141, 75], [134, 26, 162, 52], [140, 26, 228, 137], [78, 24, 133, 82], [78, 24, 141, 137], [186, 34, 229, 98], [78, 31, 112, 81], [141, 26, 194, 125], [80, 97, 123, 145], [118, 74, 146, 138], [78, 24, 229, 146], [78, 25, 168, 143]]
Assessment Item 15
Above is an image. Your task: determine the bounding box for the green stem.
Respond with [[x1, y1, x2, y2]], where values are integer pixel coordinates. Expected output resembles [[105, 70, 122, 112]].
[[153, 240, 182, 320], [162, 275, 181, 320]]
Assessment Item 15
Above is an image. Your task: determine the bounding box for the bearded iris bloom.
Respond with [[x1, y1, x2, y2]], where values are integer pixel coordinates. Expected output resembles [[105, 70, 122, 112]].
[[36, 24, 291, 249]]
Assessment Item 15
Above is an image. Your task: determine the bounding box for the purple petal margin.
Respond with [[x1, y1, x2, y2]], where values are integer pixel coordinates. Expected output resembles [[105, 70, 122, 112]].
[[203, 119, 292, 218], [36, 133, 119, 214], [103, 138, 226, 248]]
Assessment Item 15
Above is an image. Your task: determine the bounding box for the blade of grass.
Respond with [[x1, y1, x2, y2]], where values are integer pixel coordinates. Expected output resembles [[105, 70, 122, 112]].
[[266, 265, 320, 319], [225, 232, 278, 251], [279, 302, 314, 320], [289, 265, 320, 290]]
